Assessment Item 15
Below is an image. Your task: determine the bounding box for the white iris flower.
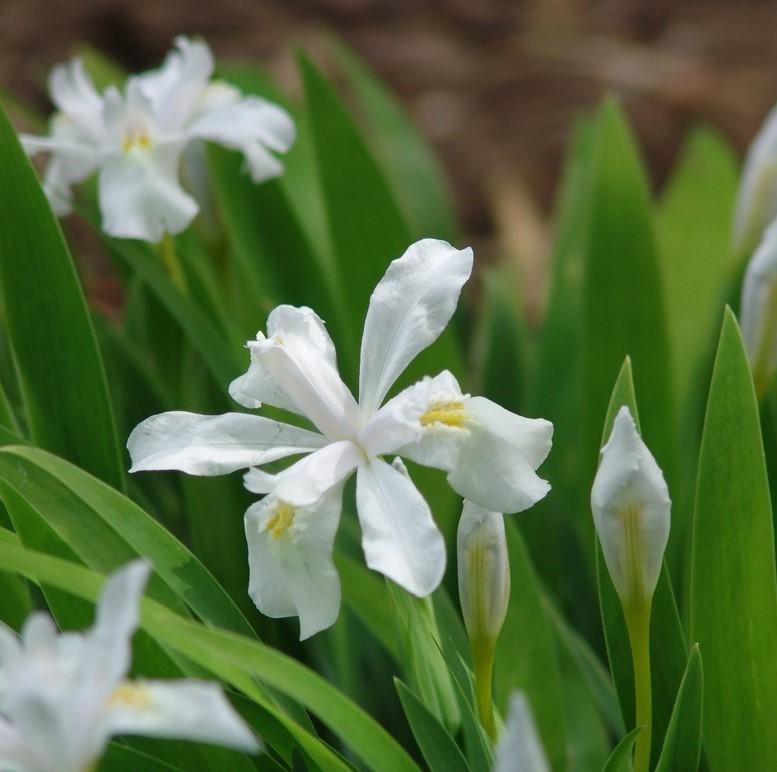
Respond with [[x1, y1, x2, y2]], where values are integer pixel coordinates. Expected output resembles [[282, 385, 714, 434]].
[[493, 692, 550, 772], [0, 561, 258, 772], [21, 36, 294, 243], [128, 239, 553, 639]]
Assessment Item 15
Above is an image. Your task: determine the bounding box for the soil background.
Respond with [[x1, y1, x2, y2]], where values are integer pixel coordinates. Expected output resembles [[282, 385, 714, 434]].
[[3, 0, 776, 264]]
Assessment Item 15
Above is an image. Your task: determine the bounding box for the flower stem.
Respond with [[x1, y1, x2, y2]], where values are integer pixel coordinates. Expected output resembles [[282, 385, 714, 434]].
[[159, 232, 186, 292], [472, 637, 497, 741], [625, 602, 652, 772]]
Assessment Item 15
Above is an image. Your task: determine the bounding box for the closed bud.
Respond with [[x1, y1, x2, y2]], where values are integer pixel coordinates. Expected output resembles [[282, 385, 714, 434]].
[[494, 692, 550, 772], [457, 500, 510, 647], [591, 407, 670, 610]]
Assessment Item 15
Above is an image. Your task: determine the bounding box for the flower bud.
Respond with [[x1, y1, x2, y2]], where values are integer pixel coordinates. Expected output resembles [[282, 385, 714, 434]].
[[457, 500, 510, 646], [740, 221, 777, 397], [494, 692, 550, 772], [734, 104, 777, 255], [591, 407, 670, 609]]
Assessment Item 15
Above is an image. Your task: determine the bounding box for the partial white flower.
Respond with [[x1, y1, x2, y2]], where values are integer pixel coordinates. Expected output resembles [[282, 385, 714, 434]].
[[740, 219, 777, 395], [590, 407, 671, 609], [733, 103, 777, 255], [21, 36, 295, 243], [493, 692, 550, 772], [129, 239, 553, 638], [0, 561, 258, 772], [457, 500, 510, 647]]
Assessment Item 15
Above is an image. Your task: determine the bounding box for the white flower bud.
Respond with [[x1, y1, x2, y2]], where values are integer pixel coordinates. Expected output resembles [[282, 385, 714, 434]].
[[734, 104, 777, 255], [494, 692, 550, 772], [457, 500, 510, 646], [740, 220, 777, 396], [591, 407, 670, 609]]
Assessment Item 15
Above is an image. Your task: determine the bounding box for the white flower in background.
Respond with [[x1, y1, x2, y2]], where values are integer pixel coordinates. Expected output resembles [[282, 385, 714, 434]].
[[457, 500, 510, 648], [740, 220, 777, 396], [733, 103, 777, 255], [21, 36, 295, 243], [0, 561, 258, 772], [128, 239, 553, 639], [493, 693, 550, 772], [590, 407, 670, 609]]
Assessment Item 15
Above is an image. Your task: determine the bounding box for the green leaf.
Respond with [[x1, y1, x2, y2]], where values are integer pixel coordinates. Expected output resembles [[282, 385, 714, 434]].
[[101, 744, 180, 771], [654, 644, 703, 772], [0, 102, 124, 491], [0, 541, 422, 772], [690, 308, 777, 770], [395, 679, 470, 772], [602, 727, 642, 772], [495, 522, 567, 771], [596, 357, 687, 767], [655, 127, 738, 410]]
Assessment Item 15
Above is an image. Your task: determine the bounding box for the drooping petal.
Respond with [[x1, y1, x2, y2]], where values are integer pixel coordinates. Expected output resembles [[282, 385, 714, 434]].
[[136, 36, 214, 132], [733, 103, 777, 255], [243, 440, 362, 507], [494, 692, 551, 772], [0, 717, 34, 772], [104, 679, 259, 751], [591, 406, 671, 607], [128, 411, 327, 475], [251, 305, 360, 439], [245, 484, 343, 639], [187, 95, 295, 183], [97, 141, 197, 242], [355, 458, 445, 596], [358, 239, 473, 416]]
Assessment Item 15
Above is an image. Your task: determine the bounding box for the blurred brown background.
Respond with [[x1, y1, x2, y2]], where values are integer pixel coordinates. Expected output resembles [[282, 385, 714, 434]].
[[2, 0, 773, 247]]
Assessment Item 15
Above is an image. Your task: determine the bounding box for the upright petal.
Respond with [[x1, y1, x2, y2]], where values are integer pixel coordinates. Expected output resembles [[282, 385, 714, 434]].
[[243, 440, 362, 507], [245, 484, 343, 639], [48, 58, 105, 143], [104, 679, 259, 751], [137, 36, 214, 132], [128, 411, 326, 475], [98, 141, 197, 242], [229, 337, 301, 413], [358, 239, 473, 416], [591, 407, 671, 607], [187, 95, 295, 183], [252, 306, 359, 439], [494, 693, 551, 772], [355, 458, 445, 596]]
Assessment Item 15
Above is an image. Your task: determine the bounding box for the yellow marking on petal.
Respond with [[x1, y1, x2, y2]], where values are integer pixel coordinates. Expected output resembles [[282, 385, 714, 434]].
[[420, 401, 467, 428], [110, 682, 153, 708], [122, 128, 153, 152], [265, 502, 295, 539]]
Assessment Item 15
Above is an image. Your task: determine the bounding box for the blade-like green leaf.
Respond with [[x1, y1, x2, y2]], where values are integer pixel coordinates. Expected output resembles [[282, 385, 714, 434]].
[[690, 308, 777, 770], [0, 103, 124, 491], [602, 727, 642, 772], [596, 357, 687, 767], [395, 679, 470, 772], [654, 644, 703, 772]]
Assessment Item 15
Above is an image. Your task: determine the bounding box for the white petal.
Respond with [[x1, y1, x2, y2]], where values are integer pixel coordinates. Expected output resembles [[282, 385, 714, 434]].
[[128, 411, 326, 475], [358, 239, 473, 416], [48, 58, 105, 143], [187, 95, 295, 183], [494, 692, 551, 772], [0, 717, 32, 772], [20, 614, 59, 654], [98, 142, 197, 242], [355, 458, 445, 596], [734, 103, 777, 254], [245, 486, 343, 639], [105, 679, 259, 751], [137, 36, 214, 132], [243, 440, 362, 507], [358, 383, 426, 458], [740, 219, 777, 375], [0, 622, 21, 666], [252, 306, 359, 439], [229, 337, 300, 413], [591, 407, 671, 605]]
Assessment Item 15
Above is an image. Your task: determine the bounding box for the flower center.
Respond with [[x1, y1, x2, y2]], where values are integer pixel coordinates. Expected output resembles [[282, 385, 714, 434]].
[[122, 127, 153, 152], [265, 501, 296, 539], [420, 400, 468, 428], [109, 682, 152, 708]]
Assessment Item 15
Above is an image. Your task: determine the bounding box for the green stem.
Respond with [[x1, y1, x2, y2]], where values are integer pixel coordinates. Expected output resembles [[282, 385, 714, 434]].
[[752, 279, 777, 401], [159, 232, 187, 292], [625, 603, 652, 772], [472, 638, 497, 741]]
